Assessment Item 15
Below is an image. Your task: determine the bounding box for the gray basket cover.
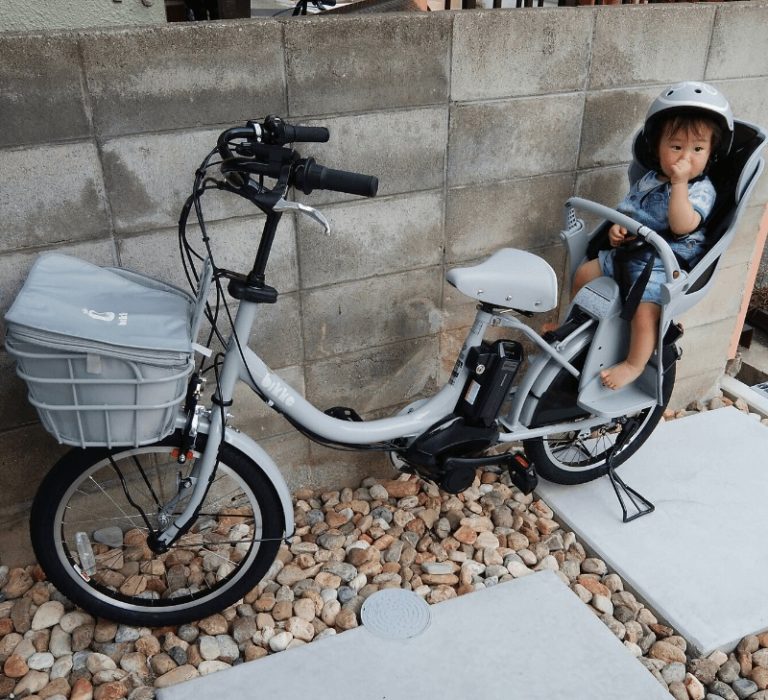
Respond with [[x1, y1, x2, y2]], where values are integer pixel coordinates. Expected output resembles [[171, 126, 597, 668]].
[[5, 253, 195, 365]]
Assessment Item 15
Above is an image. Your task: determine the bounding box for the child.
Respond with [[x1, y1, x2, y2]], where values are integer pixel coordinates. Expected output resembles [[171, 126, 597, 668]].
[[573, 81, 733, 390]]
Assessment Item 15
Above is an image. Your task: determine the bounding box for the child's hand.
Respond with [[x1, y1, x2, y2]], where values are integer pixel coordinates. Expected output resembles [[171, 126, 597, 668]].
[[669, 156, 693, 185], [608, 224, 634, 247]]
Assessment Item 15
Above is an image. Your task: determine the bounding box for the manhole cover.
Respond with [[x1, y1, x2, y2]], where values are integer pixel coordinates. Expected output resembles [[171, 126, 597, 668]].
[[360, 588, 432, 640]]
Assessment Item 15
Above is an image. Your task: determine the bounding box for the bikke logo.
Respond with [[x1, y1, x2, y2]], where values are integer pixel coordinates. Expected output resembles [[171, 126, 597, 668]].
[[262, 373, 295, 407], [82, 309, 128, 326]]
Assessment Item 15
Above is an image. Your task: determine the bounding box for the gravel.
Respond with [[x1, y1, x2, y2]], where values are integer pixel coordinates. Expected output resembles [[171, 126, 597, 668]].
[[1, 399, 766, 699]]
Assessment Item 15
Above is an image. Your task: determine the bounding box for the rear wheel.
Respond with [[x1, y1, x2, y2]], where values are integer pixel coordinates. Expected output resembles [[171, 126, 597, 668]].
[[30, 431, 284, 626], [523, 348, 676, 485]]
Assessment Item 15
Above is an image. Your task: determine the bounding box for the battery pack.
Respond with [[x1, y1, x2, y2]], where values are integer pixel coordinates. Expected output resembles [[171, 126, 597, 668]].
[[459, 340, 523, 427]]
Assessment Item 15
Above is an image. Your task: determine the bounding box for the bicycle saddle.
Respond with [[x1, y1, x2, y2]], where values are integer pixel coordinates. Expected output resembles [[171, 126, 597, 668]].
[[446, 248, 558, 312]]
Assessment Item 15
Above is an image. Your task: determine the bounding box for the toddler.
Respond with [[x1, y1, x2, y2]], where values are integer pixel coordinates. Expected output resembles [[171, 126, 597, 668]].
[[572, 82, 733, 390]]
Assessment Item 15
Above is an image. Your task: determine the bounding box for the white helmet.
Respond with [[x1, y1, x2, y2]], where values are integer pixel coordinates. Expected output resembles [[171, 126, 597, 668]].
[[637, 81, 734, 169]]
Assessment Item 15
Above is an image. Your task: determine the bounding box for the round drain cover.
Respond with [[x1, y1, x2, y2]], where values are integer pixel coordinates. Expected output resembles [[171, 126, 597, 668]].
[[360, 588, 432, 640]]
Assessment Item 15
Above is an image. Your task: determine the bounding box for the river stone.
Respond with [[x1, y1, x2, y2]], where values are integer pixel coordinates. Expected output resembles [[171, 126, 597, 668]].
[[13, 669, 49, 695], [31, 601, 65, 631], [93, 527, 124, 549], [154, 665, 200, 689], [709, 680, 740, 700], [27, 651, 54, 670], [719, 658, 742, 683], [198, 636, 220, 661], [690, 657, 720, 685], [733, 678, 759, 699], [661, 662, 687, 684]]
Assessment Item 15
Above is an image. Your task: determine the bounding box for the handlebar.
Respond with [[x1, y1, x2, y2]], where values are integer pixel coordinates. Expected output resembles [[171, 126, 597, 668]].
[[565, 197, 683, 283], [295, 158, 378, 197], [215, 117, 378, 200]]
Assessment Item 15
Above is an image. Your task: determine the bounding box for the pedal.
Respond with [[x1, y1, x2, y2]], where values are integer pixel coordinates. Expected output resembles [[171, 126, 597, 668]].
[[324, 406, 363, 422], [507, 453, 538, 495]]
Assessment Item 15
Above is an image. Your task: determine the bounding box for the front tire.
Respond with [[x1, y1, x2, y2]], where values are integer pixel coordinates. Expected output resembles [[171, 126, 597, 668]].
[[523, 348, 676, 485], [30, 431, 284, 627]]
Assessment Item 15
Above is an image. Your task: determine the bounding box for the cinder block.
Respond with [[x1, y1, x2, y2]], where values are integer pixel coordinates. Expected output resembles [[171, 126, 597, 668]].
[[285, 14, 451, 117], [676, 316, 736, 379], [451, 9, 593, 102], [717, 78, 768, 137], [0, 424, 67, 511], [256, 432, 312, 494], [308, 444, 392, 490], [574, 164, 632, 234], [0, 33, 90, 147], [301, 267, 443, 360], [246, 293, 304, 369], [294, 107, 448, 205], [445, 173, 574, 264], [80, 21, 286, 137], [297, 191, 443, 289], [101, 129, 255, 233], [575, 164, 631, 209], [448, 94, 583, 188], [579, 87, 659, 169], [0, 351, 37, 430], [305, 335, 440, 414], [0, 239, 116, 338], [717, 204, 765, 272], [588, 5, 714, 90], [680, 263, 750, 328], [117, 214, 299, 293], [0, 142, 111, 252], [194, 292, 304, 369], [706, 5, 768, 80]]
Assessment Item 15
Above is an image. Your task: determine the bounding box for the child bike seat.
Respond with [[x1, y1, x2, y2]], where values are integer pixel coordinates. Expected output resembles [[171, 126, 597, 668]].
[[446, 248, 558, 312]]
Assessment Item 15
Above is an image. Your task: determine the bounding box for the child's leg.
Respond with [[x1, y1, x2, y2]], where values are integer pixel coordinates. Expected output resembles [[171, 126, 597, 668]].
[[572, 259, 602, 295], [600, 302, 660, 390], [542, 260, 603, 334]]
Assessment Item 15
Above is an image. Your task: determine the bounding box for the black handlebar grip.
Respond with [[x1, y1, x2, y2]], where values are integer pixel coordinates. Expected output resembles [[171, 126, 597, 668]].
[[299, 160, 378, 197], [283, 125, 330, 143]]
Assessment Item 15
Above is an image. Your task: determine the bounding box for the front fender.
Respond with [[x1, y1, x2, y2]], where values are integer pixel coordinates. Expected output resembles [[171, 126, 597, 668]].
[[175, 414, 295, 538]]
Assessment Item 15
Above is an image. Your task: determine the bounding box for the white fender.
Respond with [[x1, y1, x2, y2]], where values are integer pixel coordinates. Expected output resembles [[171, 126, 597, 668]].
[[221, 428, 296, 538], [175, 414, 295, 538]]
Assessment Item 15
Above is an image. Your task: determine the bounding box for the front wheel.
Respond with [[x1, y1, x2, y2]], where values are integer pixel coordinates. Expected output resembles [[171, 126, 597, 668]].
[[523, 349, 676, 485], [30, 431, 285, 627]]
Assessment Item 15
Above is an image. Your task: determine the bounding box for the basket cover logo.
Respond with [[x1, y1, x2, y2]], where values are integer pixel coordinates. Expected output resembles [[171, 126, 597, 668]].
[[82, 309, 128, 326]]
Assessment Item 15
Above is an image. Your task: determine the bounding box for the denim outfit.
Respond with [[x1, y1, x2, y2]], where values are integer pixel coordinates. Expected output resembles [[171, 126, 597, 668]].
[[598, 171, 716, 305]]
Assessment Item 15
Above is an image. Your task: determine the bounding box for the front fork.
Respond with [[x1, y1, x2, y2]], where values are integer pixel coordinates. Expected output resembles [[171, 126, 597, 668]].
[[152, 303, 258, 551]]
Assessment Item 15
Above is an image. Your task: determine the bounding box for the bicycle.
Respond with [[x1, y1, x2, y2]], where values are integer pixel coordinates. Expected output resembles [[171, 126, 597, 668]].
[[7, 113, 763, 627]]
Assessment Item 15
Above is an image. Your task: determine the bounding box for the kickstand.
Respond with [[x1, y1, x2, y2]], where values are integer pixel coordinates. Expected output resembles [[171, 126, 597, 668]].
[[607, 460, 655, 523], [604, 417, 655, 523]]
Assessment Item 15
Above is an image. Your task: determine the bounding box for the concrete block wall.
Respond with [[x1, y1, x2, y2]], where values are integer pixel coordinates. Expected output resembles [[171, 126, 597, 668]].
[[1, 3, 768, 537]]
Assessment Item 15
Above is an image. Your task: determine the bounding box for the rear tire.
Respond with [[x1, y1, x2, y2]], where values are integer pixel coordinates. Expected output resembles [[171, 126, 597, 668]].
[[30, 431, 284, 627], [523, 348, 676, 485]]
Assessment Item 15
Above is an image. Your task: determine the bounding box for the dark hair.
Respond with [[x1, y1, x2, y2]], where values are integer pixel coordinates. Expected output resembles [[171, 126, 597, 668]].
[[649, 109, 723, 164]]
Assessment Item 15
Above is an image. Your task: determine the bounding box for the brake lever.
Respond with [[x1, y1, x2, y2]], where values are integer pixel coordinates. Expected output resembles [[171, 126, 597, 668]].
[[273, 198, 331, 234]]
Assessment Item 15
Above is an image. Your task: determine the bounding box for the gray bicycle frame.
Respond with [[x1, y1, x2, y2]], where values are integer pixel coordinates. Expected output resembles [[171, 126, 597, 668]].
[[156, 286, 599, 547], [155, 197, 682, 548]]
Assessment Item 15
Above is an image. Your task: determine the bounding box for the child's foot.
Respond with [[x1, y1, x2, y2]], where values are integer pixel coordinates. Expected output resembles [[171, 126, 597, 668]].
[[600, 361, 644, 390]]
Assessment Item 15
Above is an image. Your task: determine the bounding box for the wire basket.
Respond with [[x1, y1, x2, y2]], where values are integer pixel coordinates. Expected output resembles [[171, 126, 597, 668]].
[[6, 337, 192, 448]]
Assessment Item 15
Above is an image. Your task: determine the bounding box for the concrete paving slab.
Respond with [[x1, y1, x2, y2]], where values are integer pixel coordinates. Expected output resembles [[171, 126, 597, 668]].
[[537, 406, 768, 655], [157, 571, 669, 700]]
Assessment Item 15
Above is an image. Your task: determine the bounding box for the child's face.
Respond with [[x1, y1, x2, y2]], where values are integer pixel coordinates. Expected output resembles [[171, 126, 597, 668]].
[[657, 122, 714, 182]]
